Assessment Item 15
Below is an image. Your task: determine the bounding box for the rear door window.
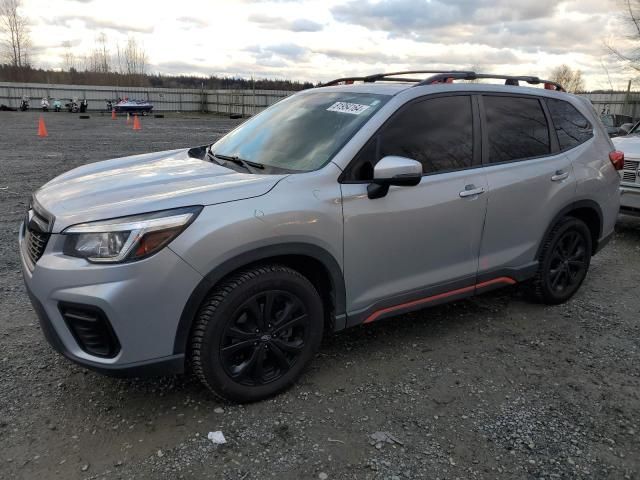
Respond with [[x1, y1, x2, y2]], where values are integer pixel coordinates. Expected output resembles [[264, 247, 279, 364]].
[[483, 96, 550, 164], [546, 99, 593, 150]]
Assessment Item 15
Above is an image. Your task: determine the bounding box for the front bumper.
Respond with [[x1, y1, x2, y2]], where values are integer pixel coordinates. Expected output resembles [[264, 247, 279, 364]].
[[620, 185, 640, 215], [19, 223, 203, 376]]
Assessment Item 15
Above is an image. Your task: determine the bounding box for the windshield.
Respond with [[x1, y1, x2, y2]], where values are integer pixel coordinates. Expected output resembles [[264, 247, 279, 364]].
[[626, 120, 640, 135], [211, 92, 389, 172], [600, 115, 614, 127]]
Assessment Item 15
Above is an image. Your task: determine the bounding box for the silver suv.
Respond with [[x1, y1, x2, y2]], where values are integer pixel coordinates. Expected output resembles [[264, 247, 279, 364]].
[[20, 71, 622, 402]]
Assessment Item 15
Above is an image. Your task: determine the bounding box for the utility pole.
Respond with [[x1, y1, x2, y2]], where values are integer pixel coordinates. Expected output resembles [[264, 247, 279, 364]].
[[624, 79, 632, 117]]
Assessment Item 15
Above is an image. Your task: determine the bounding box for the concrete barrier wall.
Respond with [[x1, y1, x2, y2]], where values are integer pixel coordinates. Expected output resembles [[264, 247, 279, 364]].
[[0, 82, 293, 114]]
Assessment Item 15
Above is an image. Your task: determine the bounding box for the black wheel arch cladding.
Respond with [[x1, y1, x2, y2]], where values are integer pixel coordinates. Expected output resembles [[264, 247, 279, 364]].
[[173, 243, 345, 355]]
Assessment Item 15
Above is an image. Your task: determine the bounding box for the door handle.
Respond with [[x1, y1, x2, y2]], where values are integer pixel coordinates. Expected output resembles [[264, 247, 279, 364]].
[[459, 185, 485, 198], [551, 170, 569, 182]]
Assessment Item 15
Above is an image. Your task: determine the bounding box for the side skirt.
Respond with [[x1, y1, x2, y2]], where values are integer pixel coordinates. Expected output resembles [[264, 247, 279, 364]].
[[361, 277, 516, 325], [344, 263, 537, 328]]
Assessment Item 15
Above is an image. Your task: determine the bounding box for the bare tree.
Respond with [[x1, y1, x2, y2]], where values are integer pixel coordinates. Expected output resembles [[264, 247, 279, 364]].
[[607, 0, 640, 71], [86, 32, 110, 73], [116, 36, 147, 76], [549, 64, 585, 92], [0, 0, 30, 67], [96, 32, 109, 72], [600, 59, 616, 90], [62, 40, 76, 71]]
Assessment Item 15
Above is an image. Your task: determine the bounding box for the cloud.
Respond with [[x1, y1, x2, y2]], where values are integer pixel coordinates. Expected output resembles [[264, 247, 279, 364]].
[[25, 0, 627, 90], [313, 46, 523, 70], [153, 61, 214, 76], [176, 16, 209, 29], [248, 14, 323, 32], [153, 59, 306, 79], [48, 15, 154, 34], [246, 43, 309, 61], [329, 0, 610, 62], [331, 0, 560, 31]]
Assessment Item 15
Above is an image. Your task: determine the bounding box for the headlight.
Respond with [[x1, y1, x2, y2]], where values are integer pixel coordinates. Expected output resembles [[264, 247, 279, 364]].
[[63, 206, 202, 263]]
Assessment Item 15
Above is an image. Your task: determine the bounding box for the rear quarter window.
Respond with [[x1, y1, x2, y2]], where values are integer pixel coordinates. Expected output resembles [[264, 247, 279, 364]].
[[546, 99, 594, 151]]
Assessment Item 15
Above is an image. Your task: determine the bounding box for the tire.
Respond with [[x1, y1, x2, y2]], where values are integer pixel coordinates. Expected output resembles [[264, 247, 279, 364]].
[[529, 217, 592, 305], [190, 264, 324, 403]]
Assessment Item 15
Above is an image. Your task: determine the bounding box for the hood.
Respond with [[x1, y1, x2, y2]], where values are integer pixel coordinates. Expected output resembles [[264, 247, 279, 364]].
[[35, 148, 287, 232], [612, 135, 640, 158]]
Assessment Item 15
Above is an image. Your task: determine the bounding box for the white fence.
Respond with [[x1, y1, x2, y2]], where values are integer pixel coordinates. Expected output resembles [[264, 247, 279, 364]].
[[0, 82, 294, 115], [580, 92, 640, 119], [2, 81, 640, 119]]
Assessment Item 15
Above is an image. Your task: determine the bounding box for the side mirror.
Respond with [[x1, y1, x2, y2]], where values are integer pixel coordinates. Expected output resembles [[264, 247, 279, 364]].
[[367, 156, 422, 199]]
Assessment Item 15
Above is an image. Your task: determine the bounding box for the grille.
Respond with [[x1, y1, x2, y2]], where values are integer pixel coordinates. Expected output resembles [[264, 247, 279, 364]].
[[24, 228, 50, 267], [59, 303, 121, 358], [622, 159, 640, 184], [22, 206, 53, 269]]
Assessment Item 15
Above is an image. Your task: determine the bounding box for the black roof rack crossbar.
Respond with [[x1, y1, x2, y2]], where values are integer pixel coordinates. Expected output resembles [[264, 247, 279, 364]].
[[319, 70, 565, 92], [319, 70, 475, 87], [417, 72, 565, 91]]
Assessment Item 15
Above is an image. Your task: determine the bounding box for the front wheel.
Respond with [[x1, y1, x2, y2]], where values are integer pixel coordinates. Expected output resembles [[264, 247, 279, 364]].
[[529, 217, 592, 305], [190, 265, 324, 403]]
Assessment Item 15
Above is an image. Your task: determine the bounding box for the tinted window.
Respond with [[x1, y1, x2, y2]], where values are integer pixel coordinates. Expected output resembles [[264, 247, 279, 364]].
[[484, 96, 550, 163], [546, 99, 593, 150], [344, 95, 474, 180], [212, 92, 389, 173]]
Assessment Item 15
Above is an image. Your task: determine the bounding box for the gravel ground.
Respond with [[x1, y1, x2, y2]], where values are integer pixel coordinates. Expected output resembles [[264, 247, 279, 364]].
[[0, 111, 639, 480]]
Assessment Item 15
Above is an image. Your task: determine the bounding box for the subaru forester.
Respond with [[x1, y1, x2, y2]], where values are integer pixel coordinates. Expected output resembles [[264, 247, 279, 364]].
[[20, 71, 622, 402]]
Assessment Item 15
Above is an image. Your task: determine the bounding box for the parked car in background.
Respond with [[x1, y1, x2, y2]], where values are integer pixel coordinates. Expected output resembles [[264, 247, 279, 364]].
[[618, 122, 636, 136], [20, 70, 622, 402], [612, 124, 640, 215], [601, 113, 634, 137]]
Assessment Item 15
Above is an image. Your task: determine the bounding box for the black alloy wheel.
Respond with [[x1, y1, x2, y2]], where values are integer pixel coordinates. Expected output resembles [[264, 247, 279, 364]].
[[220, 290, 309, 386], [190, 264, 324, 403], [530, 217, 592, 305], [547, 229, 588, 295]]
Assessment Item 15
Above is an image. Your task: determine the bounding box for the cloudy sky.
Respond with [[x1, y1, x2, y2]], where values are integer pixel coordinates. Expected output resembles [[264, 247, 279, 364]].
[[21, 0, 633, 89]]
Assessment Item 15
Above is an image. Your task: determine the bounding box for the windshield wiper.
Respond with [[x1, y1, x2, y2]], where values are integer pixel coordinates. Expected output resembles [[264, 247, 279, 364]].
[[206, 147, 224, 166], [209, 150, 265, 173]]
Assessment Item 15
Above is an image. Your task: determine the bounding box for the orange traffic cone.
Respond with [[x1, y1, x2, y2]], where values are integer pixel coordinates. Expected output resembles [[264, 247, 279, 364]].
[[132, 114, 141, 130], [38, 116, 48, 137], [111, 108, 116, 119], [126, 113, 130, 125]]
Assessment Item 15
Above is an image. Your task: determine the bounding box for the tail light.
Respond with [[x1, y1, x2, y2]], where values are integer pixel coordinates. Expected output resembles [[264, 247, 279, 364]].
[[609, 150, 624, 170]]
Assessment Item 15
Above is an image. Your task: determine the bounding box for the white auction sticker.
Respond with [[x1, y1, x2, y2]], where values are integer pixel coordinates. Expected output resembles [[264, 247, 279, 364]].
[[326, 102, 371, 115]]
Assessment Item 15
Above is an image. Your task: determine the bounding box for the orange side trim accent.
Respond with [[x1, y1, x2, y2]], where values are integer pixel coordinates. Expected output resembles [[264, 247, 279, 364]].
[[363, 276, 516, 324]]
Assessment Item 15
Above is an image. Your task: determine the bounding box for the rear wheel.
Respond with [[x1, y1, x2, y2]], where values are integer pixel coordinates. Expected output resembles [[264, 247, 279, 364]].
[[190, 265, 323, 403], [529, 217, 592, 305]]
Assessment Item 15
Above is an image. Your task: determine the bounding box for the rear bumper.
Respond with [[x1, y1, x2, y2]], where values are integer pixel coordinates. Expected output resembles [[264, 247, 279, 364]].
[[620, 185, 640, 215]]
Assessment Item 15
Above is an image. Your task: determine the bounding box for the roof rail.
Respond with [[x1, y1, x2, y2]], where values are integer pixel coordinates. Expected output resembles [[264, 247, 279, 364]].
[[319, 70, 565, 92]]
